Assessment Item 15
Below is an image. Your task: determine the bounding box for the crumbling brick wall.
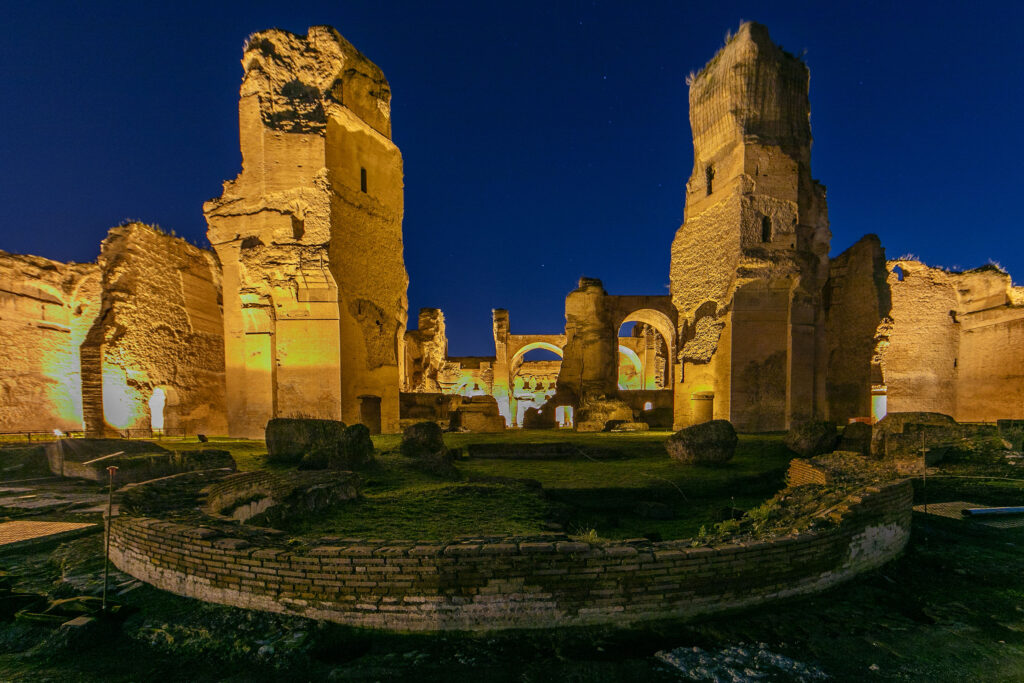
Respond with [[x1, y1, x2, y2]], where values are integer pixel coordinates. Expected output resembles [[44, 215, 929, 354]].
[[880, 261, 1024, 421], [205, 26, 408, 438], [824, 235, 891, 423], [0, 252, 99, 432], [80, 223, 227, 436], [670, 22, 831, 432], [110, 477, 912, 631]]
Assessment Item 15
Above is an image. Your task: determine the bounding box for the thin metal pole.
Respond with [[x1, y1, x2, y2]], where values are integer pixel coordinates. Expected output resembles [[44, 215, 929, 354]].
[[102, 465, 118, 613], [921, 432, 928, 518]]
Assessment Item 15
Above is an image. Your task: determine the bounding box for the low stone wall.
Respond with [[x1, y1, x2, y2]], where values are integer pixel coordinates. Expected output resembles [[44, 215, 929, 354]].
[[109, 473, 913, 631], [787, 458, 830, 486]]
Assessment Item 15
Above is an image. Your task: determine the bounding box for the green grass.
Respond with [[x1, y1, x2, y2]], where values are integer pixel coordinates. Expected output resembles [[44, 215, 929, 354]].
[[281, 481, 551, 541], [143, 432, 792, 543], [277, 432, 791, 543], [158, 437, 269, 472]]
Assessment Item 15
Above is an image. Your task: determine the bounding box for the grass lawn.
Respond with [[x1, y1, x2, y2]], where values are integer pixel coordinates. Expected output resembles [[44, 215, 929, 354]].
[[162, 431, 793, 543]]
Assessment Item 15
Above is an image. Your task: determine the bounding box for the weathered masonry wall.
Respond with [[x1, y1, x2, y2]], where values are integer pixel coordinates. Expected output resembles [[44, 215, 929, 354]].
[[824, 235, 891, 423], [881, 261, 1024, 422], [670, 21, 831, 432], [110, 477, 912, 632], [205, 26, 408, 439], [81, 223, 227, 437], [0, 252, 100, 432]]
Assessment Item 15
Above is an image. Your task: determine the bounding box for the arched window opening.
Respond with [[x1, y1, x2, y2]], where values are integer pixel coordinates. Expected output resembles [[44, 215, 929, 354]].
[[761, 216, 772, 243], [149, 388, 166, 432], [892, 265, 905, 282], [643, 401, 653, 411]]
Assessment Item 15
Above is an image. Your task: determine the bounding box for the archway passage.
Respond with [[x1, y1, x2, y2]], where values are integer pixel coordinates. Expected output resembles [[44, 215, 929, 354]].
[[149, 387, 167, 431], [616, 321, 669, 391], [510, 342, 563, 427]]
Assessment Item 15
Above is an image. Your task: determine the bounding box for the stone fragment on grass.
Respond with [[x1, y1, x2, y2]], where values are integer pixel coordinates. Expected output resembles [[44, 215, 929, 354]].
[[400, 421, 457, 477], [785, 420, 839, 458], [400, 421, 445, 458], [839, 421, 872, 455], [666, 419, 737, 465], [266, 418, 347, 465]]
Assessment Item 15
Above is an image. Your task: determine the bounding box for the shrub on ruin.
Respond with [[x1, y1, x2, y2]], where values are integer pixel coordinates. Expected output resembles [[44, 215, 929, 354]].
[[784, 420, 839, 458], [665, 419, 738, 465], [298, 445, 331, 471]]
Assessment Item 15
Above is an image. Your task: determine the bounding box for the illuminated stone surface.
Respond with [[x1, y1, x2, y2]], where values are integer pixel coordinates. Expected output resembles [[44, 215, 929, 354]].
[[823, 235, 891, 424], [670, 22, 831, 431], [0, 521, 96, 549], [0, 252, 100, 432], [205, 26, 408, 438], [0, 21, 1021, 437], [81, 223, 227, 436], [880, 261, 1024, 422]]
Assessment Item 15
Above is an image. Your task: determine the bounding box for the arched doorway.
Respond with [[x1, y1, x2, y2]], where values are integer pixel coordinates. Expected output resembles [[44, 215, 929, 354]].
[[509, 342, 563, 427], [149, 388, 167, 431], [148, 385, 180, 436], [616, 319, 671, 391]]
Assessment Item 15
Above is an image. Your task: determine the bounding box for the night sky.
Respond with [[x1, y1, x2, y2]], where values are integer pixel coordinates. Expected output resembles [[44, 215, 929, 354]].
[[2, 1, 1021, 355]]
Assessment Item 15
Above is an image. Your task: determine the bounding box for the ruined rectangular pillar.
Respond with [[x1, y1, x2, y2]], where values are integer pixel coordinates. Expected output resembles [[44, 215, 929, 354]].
[[205, 27, 408, 437], [670, 22, 831, 431]]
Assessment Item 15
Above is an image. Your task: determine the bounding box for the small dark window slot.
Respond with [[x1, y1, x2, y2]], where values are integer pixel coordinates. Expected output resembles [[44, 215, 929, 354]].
[[360, 167, 367, 193], [705, 165, 714, 196], [761, 216, 771, 243]]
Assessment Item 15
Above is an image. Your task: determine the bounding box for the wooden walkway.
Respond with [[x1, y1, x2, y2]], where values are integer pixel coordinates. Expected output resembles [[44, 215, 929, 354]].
[[0, 521, 97, 551]]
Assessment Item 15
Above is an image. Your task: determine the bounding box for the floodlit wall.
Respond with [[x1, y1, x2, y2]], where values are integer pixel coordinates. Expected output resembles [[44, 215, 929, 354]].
[[205, 26, 408, 437], [81, 223, 227, 436], [824, 235, 891, 423], [670, 22, 831, 431], [881, 261, 1024, 422], [0, 252, 100, 432]]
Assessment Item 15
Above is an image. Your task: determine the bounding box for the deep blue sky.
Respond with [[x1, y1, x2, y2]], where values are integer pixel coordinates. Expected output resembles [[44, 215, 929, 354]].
[[2, 1, 1021, 355]]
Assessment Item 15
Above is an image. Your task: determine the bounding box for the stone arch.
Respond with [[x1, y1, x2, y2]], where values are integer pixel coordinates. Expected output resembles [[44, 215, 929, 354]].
[[614, 308, 675, 391], [616, 308, 676, 356], [509, 341, 564, 367], [508, 341, 564, 427]]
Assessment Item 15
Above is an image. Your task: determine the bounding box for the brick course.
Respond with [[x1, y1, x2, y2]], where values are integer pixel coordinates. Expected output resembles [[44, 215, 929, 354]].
[[109, 474, 913, 631]]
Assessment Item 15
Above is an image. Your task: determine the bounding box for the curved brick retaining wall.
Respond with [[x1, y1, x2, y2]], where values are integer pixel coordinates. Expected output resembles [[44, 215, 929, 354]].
[[109, 473, 913, 631]]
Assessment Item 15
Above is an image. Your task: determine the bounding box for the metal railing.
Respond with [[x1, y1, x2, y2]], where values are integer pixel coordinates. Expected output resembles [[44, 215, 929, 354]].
[[122, 427, 186, 440], [0, 427, 189, 443], [0, 430, 85, 442]]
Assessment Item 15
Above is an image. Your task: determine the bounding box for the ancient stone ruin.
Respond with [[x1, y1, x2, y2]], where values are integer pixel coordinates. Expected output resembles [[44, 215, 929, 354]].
[[204, 27, 408, 438], [1, 22, 1022, 438]]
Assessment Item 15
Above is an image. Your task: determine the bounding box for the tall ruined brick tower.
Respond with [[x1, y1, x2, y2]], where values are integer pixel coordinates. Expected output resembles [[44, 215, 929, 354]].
[[670, 22, 831, 431], [205, 27, 408, 438]]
